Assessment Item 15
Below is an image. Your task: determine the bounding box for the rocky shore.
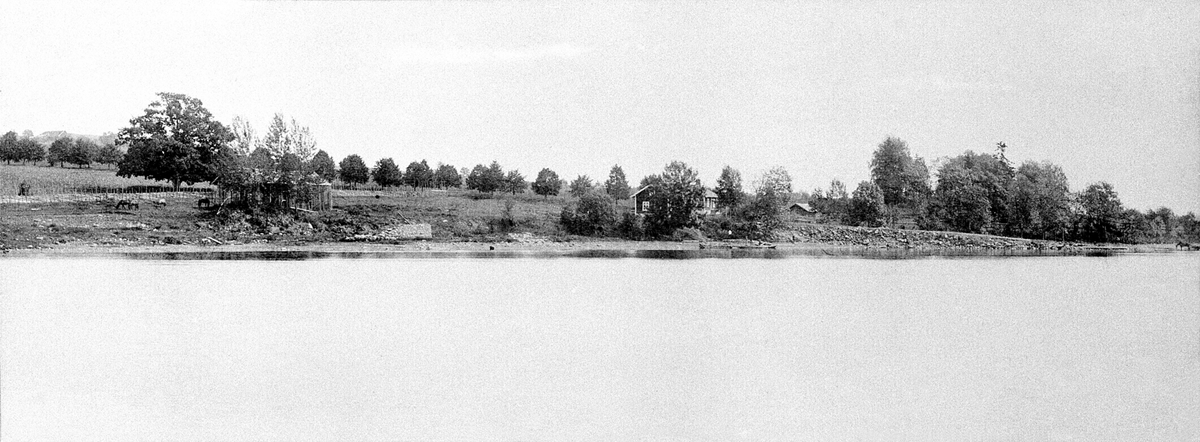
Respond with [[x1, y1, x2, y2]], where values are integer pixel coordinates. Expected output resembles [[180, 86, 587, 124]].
[[780, 223, 1091, 251]]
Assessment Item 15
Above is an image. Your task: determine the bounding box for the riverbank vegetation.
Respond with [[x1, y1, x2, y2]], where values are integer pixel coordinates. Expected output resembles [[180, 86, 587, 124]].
[[3, 92, 1198, 247]]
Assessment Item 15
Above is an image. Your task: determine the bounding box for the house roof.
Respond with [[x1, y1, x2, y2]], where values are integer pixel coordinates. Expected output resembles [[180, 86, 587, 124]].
[[790, 203, 816, 212], [632, 186, 718, 199]]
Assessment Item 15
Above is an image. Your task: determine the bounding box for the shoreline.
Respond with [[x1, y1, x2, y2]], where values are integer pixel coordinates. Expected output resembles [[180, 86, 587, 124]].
[[0, 238, 1180, 258]]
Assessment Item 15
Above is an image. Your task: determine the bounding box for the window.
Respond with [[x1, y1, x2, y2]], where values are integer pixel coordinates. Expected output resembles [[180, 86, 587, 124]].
[[641, 201, 649, 212]]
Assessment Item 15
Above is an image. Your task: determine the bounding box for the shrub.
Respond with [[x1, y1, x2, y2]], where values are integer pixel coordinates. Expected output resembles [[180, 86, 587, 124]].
[[616, 212, 646, 240], [560, 191, 616, 236]]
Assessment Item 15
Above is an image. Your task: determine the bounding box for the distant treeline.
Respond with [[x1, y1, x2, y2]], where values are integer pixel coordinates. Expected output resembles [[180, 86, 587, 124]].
[[0, 131, 123, 168]]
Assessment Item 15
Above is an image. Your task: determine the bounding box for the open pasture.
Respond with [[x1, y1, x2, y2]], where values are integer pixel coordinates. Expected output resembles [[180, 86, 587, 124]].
[[0, 164, 213, 203]]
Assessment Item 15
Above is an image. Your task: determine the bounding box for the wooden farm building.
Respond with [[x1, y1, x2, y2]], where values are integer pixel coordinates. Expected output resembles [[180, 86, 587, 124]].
[[632, 186, 719, 215], [789, 203, 817, 215]]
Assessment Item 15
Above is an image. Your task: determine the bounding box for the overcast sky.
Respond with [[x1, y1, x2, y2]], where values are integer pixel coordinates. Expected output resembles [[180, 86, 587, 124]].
[[2, 1, 1197, 212]]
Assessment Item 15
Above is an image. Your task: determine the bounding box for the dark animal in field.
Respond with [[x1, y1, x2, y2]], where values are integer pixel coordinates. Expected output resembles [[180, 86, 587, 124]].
[[197, 197, 211, 208], [115, 199, 139, 210], [152, 199, 167, 207]]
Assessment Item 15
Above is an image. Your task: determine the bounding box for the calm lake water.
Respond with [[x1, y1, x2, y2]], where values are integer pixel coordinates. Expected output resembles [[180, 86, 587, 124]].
[[2, 252, 1197, 441]]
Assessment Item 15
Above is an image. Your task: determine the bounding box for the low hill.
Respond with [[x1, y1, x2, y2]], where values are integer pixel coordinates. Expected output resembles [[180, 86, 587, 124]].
[[31, 131, 117, 147]]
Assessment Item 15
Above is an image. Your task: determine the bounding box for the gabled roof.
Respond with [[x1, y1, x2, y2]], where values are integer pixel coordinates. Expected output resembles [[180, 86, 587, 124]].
[[632, 186, 719, 199]]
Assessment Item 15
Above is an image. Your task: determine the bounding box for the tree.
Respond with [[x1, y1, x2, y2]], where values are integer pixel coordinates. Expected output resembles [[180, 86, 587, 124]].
[[116, 93, 233, 189], [504, 169, 527, 194], [714, 165, 745, 210], [403, 160, 433, 189], [260, 114, 316, 163], [812, 178, 851, 221], [604, 165, 631, 200], [95, 142, 123, 168], [0, 131, 17, 164], [459, 167, 471, 187], [560, 190, 617, 236], [16, 138, 44, 164], [926, 159, 993, 232], [568, 175, 595, 198], [1007, 161, 1071, 239], [740, 166, 793, 234], [1076, 182, 1125, 243], [433, 163, 462, 188], [870, 137, 931, 208], [466, 161, 505, 193], [925, 150, 1013, 233], [308, 150, 337, 182], [754, 166, 792, 212], [644, 161, 705, 236], [372, 158, 403, 188], [532, 168, 563, 199], [48, 137, 73, 167], [67, 138, 99, 168], [847, 181, 886, 227], [339, 154, 370, 187]]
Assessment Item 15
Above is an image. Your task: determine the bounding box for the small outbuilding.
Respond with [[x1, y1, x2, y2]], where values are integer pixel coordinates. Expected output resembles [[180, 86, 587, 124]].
[[789, 203, 817, 215]]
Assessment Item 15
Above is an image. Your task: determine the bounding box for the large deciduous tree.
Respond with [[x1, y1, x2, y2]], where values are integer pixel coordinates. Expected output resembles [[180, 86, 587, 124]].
[[1075, 181, 1125, 243], [604, 165, 631, 200], [116, 93, 233, 189], [339, 154, 370, 187], [926, 150, 1013, 233], [1007, 161, 1071, 239], [644, 161, 705, 236], [870, 137, 931, 208], [532, 168, 562, 199]]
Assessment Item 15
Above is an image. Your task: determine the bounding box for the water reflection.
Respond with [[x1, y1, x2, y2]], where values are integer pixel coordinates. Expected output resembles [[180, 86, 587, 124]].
[[105, 247, 1126, 261]]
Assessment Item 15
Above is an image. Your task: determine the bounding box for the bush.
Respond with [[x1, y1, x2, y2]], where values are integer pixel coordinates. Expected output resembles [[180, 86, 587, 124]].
[[560, 191, 616, 236], [616, 212, 645, 240], [492, 199, 517, 232]]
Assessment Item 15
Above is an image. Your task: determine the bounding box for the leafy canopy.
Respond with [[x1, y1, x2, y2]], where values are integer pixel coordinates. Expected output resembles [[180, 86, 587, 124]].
[[116, 93, 233, 188]]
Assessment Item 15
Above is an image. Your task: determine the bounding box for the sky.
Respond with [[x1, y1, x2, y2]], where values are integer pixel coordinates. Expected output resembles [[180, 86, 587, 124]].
[[1, 1, 1197, 212]]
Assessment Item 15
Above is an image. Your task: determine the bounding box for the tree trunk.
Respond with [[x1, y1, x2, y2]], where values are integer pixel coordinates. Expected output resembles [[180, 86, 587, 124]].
[[172, 179, 181, 191]]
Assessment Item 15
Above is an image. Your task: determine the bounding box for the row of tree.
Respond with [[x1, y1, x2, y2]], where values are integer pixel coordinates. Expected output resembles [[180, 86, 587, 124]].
[[0, 131, 123, 168], [97, 92, 1196, 243], [804, 137, 1199, 243], [328, 151, 636, 202]]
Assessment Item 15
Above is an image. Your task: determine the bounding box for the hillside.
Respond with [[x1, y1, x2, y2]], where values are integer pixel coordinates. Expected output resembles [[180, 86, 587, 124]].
[[30, 130, 116, 146]]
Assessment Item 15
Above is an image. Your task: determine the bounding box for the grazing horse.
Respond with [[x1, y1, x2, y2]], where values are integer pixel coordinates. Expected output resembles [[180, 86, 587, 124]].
[[197, 197, 211, 209], [115, 199, 139, 210]]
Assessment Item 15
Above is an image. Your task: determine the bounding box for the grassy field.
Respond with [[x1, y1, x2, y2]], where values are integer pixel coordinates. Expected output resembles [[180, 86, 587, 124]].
[[334, 188, 633, 238], [0, 163, 210, 196]]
